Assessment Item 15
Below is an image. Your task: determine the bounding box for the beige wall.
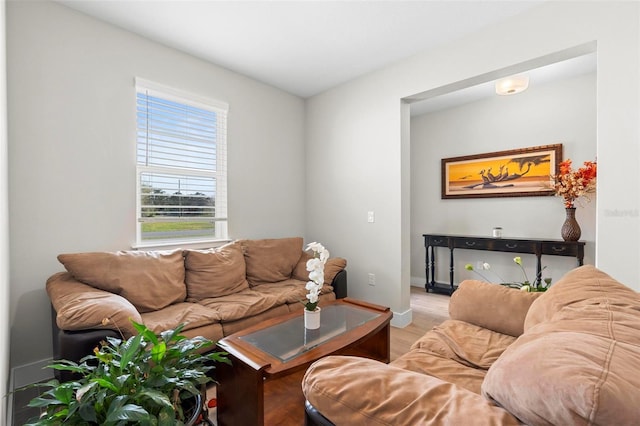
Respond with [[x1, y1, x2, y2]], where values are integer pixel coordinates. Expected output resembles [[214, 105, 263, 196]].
[[305, 1, 640, 326], [7, 0, 305, 376], [5, 0, 640, 391], [411, 72, 597, 286], [1, 0, 10, 420]]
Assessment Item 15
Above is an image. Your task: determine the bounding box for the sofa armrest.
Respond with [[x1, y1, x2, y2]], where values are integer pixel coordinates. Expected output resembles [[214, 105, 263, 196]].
[[302, 356, 520, 425], [449, 279, 541, 337], [330, 269, 347, 299], [305, 400, 335, 426], [51, 314, 120, 382], [47, 272, 142, 337], [47, 272, 143, 381]]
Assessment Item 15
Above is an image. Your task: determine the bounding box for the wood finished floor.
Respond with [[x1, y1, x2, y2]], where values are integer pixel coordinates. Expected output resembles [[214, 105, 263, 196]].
[[390, 286, 450, 361]]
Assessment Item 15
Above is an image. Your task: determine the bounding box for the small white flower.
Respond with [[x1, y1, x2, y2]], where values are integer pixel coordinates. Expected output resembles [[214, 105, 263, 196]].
[[306, 289, 320, 303], [309, 270, 324, 285], [319, 248, 330, 262], [302, 242, 329, 310], [306, 257, 323, 272], [306, 242, 329, 262], [306, 281, 322, 292], [483, 262, 491, 270], [306, 242, 324, 253]]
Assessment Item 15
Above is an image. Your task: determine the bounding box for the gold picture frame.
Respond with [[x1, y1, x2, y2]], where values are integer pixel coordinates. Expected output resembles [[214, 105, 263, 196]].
[[441, 144, 562, 199]]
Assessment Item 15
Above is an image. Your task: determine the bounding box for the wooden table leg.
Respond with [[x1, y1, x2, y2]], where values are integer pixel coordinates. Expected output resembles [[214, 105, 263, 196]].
[[350, 322, 390, 363], [216, 352, 266, 426]]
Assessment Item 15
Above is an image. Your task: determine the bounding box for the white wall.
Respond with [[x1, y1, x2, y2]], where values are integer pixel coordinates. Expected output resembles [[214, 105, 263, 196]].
[[1, 0, 10, 421], [7, 0, 305, 372], [6, 0, 640, 386], [411, 72, 597, 286], [305, 1, 640, 323]]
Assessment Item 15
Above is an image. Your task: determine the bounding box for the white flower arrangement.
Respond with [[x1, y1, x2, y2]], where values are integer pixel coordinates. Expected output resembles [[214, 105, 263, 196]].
[[465, 257, 551, 292], [303, 242, 329, 311]]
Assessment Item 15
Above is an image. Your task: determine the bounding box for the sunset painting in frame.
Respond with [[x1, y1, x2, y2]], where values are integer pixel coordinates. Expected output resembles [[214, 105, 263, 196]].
[[441, 144, 562, 199]]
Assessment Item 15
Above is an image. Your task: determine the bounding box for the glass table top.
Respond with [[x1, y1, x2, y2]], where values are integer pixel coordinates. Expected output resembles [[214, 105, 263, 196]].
[[239, 304, 381, 362]]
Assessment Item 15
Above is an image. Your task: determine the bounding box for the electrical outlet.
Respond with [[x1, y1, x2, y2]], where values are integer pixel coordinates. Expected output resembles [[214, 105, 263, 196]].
[[368, 273, 376, 286]]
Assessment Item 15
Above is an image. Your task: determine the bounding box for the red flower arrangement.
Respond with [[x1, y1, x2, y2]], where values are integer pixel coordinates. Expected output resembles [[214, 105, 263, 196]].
[[552, 159, 597, 208]]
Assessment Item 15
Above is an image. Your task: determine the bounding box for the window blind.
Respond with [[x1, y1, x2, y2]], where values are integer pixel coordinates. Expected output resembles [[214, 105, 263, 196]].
[[135, 78, 228, 245]]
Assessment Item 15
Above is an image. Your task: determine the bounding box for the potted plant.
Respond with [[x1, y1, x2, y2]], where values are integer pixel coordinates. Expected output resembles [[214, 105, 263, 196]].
[[22, 320, 229, 425], [301, 242, 329, 329]]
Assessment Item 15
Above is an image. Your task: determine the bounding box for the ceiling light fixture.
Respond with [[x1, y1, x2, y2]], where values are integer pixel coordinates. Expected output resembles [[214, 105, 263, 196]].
[[495, 75, 529, 96]]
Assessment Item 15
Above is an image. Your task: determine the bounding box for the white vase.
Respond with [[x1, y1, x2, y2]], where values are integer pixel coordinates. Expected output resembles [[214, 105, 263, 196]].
[[304, 307, 321, 329]]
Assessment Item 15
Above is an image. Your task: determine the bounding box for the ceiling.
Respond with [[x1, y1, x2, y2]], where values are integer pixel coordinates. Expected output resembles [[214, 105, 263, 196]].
[[56, 1, 596, 113], [57, 0, 547, 99], [411, 52, 597, 116]]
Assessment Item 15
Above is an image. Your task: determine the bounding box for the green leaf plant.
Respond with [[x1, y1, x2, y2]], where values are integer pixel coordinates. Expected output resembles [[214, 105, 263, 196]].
[[21, 320, 229, 425]]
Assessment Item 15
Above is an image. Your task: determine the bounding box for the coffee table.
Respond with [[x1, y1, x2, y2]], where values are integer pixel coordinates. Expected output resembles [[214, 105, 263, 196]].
[[215, 297, 392, 426]]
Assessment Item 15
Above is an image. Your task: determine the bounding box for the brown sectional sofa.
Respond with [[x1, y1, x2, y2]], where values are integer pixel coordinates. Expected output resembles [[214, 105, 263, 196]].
[[303, 265, 640, 425], [47, 237, 347, 380]]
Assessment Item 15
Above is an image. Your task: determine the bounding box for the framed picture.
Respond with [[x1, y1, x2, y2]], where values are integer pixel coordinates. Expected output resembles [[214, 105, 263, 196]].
[[441, 144, 562, 199]]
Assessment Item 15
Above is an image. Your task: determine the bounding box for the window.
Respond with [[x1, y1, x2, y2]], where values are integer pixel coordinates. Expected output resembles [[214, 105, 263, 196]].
[[135, 78, 228, 246]]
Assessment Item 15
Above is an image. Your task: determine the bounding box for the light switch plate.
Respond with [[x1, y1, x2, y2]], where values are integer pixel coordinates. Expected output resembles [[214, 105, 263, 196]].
[[367, 211, 375, 223]]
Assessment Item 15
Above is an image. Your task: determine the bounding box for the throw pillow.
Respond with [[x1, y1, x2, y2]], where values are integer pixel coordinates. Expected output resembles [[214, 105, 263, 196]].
[[292, 253, 347, 285], [524, 265, 639, 331], [449, 280, 540, 337], [57, 250, 186, 313], [240, 237, 303, 286], [184, 242, 249, 301]]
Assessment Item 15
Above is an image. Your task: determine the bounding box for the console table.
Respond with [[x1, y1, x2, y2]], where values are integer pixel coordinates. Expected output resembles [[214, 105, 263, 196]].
[[423, 233, 585, 295]]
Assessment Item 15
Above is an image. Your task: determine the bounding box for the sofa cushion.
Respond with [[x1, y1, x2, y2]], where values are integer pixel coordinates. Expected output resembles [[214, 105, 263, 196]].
[[196, 288, 283, 322], [392, 319, 517, 394], [324, 257, 347, 283], [524, 265, 640, 330], [251, 278, 335, 306], [46, 272, 142, 337], [57, 250, 186, 313], [184, 242, 249, 301], [292, 250, 313, 281], [391, 350, 488, 396], [220, 304, 291, 336], [240, 237, 303, 286], [303, 356, 521, 425], [292, 253, 347, 285], [482, 266, 640, 425], [140, 302, 221, 334], [180, 323, 225, 348], [450, 279, 540, 337]]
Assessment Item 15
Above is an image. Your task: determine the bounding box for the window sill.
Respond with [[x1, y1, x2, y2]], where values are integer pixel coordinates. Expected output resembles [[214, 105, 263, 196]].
[[131, 238, 232, 251]]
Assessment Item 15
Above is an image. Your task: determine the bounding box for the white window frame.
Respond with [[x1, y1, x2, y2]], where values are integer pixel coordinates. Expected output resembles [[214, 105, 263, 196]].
[[134, 78, 228, 248]]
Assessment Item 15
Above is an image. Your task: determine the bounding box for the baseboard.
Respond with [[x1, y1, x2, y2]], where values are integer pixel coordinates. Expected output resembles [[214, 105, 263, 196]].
[[391, 278, 425, 327], [391, 308, 412, 328], [12, 357, 54, 389], [7, 367, 14, 426], [410, 276, 425, 288], [9, 359, 55, 425]]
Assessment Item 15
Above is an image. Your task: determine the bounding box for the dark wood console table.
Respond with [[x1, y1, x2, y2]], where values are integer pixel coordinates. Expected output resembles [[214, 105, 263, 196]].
[[423, 233, 585, 295]]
